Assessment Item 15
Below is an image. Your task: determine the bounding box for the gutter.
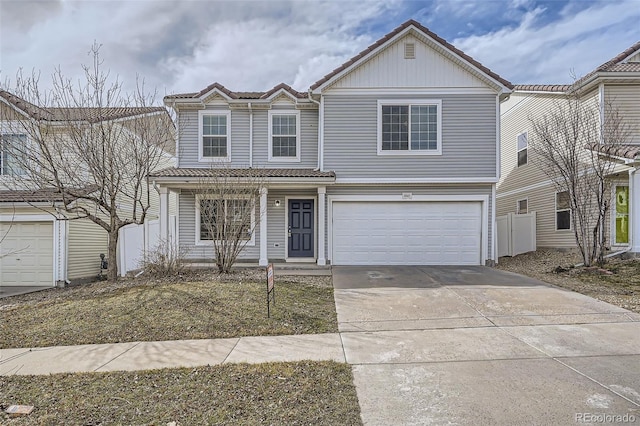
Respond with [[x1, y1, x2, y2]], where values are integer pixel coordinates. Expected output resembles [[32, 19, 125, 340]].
[[307, 90, 322, 171], [248, 102, 253, 167]]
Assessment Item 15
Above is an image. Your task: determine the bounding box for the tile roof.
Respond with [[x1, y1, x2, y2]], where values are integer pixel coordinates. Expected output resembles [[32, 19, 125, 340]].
[[570, 40, 640, 89], [586, 143, 640, 160], [0, 90, 166, 123], [513, 84, 571, 92], [165, 82, 307, 101], [310, 19, 513, 91], [150, 167, 335, 179], [0, 185, 99, 203]]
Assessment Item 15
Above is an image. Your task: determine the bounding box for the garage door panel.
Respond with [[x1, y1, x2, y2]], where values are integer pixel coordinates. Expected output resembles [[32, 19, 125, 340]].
[[332, 201, 482, 266], [0, 221, 54, 286]]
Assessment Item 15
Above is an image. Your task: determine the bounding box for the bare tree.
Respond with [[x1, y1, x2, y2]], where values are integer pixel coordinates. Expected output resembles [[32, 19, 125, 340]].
[[0, 43, 174, 281], [196, 168, 266, 273], [529, 89, 631, 266]]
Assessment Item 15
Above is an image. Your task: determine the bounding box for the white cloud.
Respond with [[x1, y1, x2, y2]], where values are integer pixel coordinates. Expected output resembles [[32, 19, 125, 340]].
[[452, 0, 640, 84], [1, 0, 397, 96]]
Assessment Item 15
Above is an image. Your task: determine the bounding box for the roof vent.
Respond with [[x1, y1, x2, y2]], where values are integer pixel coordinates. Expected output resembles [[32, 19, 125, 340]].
[[404, 42, 415, 59]]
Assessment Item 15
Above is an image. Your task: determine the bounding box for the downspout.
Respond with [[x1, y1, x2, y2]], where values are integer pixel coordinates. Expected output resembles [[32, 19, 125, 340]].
[[248, 102, 253, 167], [308, 90, 322, 171]]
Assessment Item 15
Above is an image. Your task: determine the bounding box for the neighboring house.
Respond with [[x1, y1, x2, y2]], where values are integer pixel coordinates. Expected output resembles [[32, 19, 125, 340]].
[[0, 91, 175, 286], [152, 20, 512, 267], [498, 41, 640, 254]]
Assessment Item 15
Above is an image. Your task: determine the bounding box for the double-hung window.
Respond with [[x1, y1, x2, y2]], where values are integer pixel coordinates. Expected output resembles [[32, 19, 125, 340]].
[[555, 191, 571, 230], [0, 133, 27, 176], [377, 99, 442, 155], [199, 111, 231, 162], [517, 132, 528, 166], [197, 195, 255, 245], [268, 110, 300, 162]]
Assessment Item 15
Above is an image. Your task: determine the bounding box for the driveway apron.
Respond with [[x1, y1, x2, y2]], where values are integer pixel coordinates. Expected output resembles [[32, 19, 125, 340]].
[[333, 266, 640, 426]]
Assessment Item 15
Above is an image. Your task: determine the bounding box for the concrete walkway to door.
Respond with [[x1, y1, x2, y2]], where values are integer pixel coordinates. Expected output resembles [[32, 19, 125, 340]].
[[333, 266, 640, 426]]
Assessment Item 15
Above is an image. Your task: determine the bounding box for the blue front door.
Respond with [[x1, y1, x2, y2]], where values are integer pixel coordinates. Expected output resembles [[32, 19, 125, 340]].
[[288, 199, 314, 258]]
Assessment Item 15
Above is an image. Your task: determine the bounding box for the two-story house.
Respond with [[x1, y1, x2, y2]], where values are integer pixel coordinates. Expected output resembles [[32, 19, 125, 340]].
[[498, 41, 640, 255], [152, 20, 512, 267], [0, 90, 175, 286]]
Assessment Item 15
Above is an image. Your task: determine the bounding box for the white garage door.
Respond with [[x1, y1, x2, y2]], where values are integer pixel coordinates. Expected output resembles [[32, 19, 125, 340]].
[[0, 222, 54, 286], [332, 201, 482, 265]]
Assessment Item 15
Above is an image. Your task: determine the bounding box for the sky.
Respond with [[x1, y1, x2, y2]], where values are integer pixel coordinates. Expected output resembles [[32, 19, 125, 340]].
[[1, 0, 639, 101]]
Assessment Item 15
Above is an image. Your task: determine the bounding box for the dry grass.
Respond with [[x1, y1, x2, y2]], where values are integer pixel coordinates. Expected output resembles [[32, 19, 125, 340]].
[[0, 361, 362, 425], [0, 270, 337, 349], [497, 250, 640, 313]]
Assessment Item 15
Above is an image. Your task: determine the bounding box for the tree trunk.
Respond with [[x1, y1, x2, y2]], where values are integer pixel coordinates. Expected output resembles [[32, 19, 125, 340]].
[[107, 229, 119, 282]]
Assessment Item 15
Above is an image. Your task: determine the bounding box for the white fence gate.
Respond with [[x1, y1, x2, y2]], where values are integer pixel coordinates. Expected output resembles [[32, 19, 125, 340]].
[[118, 216, 176, 276], [497, 212, 537, 257]]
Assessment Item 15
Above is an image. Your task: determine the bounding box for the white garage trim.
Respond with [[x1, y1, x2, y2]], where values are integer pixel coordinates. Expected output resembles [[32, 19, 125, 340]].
[[327, 194, 489, 265], [1, 214, 67, 286]]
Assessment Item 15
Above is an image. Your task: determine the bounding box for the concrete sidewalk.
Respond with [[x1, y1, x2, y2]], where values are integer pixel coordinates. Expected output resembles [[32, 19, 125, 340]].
[[0, 333, 344, 376]]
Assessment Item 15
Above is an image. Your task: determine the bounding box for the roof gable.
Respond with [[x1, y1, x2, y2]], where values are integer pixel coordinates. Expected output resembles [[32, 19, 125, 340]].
[[311, 19, 512, 93]]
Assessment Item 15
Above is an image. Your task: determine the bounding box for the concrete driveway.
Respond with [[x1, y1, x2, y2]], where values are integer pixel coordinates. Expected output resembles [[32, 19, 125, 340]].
[[333, 266, 640, 426]]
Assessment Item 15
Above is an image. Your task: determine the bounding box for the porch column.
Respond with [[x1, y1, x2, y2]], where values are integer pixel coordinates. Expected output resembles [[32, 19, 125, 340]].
[[158, 186, 170, 243], [259, 187, 268, 266], [631, 169, 640, 253], [317, 186, 326, 266]]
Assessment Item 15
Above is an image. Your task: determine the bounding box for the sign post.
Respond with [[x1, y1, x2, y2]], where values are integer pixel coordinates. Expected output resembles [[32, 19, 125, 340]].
[[266, 263, 275, 318]]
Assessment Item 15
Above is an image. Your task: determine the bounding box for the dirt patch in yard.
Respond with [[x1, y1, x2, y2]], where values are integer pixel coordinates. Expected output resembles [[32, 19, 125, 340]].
[[0, 270, 337, 349], [496, 250, 640, 313]]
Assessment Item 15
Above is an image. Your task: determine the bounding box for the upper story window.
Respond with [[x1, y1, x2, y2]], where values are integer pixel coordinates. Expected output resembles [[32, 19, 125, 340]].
[[555, 191, 571, 230], [377, 100, 442, 156], [268, 110, 300, 162], [199, 111, 231, 162], [517, 132, 528, 167], [1, 133, 27, 176]]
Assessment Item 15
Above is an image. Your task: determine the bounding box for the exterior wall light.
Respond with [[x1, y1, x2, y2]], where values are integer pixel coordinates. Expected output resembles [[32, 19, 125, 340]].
[[274, 200, 281, 207]]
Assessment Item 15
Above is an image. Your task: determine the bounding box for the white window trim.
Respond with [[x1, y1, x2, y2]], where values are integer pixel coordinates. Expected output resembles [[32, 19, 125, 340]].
[[555, 191, 572, 231], [516, 198, 528, 215], [0, 121, 31, 177], [268, 110, 301, 163], [195, 194, 255, 246], [377, 99, 442, 156], [517, 131, 528, 167], [198, 110, 231, 163]]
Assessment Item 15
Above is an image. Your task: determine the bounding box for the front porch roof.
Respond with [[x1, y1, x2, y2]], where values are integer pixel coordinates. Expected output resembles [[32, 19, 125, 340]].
[[586, 143, 640, 163], [150, 167, 336, 185]]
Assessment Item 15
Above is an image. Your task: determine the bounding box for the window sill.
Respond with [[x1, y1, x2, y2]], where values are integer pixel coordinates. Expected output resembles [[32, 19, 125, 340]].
[[377, 150, 442, 156], [267, 157, 301, 163]]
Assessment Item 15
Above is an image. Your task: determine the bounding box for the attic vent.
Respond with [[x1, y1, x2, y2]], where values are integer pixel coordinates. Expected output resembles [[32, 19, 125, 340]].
[[404, 42, 415, 59]]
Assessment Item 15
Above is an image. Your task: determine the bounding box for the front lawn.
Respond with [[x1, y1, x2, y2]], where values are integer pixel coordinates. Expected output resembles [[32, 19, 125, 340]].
[[0, 271, 337, 349], [0, 361, 362, 425]]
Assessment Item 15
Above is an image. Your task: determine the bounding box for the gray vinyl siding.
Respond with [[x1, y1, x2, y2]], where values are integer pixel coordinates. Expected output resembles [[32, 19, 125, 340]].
[[177, 107, 317, 168], [327, 184, 494, 261], [178, 191, 259, 260], [323, 94, 497, 179]]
